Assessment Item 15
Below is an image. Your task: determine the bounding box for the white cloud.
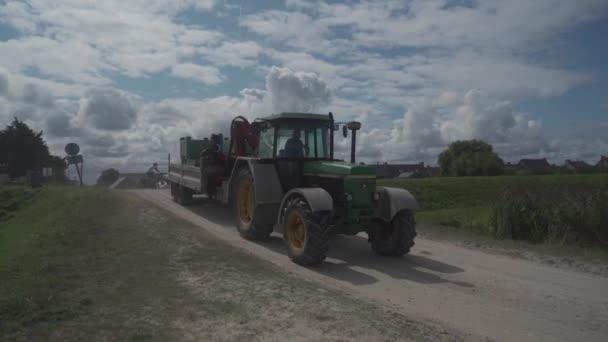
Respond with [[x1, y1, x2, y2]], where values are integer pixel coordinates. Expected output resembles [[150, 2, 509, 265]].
[[171, 63, 224, 85], [1, 0, 607, 180], [82, 88, 138, 131], [346, 90, 549, 163], [263, 66, 331, 113], [200, 41, 263, 67], [0, 70, 8, 96]]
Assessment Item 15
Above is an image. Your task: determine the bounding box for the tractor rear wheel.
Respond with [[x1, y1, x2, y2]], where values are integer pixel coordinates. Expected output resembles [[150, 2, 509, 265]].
[[283, 201, 329, 266], [233, 168, 273, 240], [368, 210, 416, 257]]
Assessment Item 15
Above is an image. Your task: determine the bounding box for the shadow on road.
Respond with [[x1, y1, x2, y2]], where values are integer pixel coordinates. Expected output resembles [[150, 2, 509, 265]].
[[181, 196, 471, 288]]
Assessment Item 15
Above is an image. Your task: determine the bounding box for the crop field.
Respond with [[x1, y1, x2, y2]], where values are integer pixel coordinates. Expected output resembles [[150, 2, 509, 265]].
[[379, 174, 608, 248]]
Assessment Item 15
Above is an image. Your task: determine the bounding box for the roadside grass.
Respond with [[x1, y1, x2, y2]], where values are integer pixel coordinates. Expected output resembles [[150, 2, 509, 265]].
[[0, 185, 181, 341], [380, 174, 608, 252], [0, 185, 457, 341]]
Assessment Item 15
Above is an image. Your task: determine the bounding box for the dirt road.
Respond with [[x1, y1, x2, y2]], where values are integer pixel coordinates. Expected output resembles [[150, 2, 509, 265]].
[[134, 189, 608, 342]]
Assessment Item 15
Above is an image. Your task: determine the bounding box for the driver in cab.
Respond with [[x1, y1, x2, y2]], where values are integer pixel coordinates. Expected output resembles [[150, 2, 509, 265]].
[[284, 129, 305, 158]]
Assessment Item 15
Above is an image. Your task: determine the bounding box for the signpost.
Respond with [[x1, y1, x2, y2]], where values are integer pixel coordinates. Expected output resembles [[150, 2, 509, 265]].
[[64, 143, 84, 186]]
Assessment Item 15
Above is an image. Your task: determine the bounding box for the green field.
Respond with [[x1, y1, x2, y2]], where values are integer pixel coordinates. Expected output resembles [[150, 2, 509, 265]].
[[379, 174, 608, 236]]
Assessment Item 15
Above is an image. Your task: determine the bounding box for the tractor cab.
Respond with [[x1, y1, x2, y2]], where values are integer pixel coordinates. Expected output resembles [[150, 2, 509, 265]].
[[251, 112, 334, 161]]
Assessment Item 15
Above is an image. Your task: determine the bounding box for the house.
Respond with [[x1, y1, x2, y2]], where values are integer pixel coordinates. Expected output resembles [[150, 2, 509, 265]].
[[425, 166, 441, 177], [0, 163, 8, 184], [397, 169, 426, 179], [516, 158, 552, 175], [371, 162, 426, 179], [564, 160, 592, 173], [596, 155, 608, 171]]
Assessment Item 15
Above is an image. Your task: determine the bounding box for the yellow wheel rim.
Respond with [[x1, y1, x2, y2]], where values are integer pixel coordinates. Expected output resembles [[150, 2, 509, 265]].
[[287, 211, 306, 252], [238, 179, 254, 224]]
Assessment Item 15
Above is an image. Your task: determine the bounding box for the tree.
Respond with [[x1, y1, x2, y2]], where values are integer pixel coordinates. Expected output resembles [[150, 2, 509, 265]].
[[0, 118, 51, 179], [96, 168, 120, 186], [46, 155, 68, 181], [438, 140, 505, 176]]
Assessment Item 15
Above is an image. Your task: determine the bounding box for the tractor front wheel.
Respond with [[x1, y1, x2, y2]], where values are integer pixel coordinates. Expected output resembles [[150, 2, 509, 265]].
[[233, 168, 273, 240], [283, 201, 329, 266], [368, 210, 416, 257]]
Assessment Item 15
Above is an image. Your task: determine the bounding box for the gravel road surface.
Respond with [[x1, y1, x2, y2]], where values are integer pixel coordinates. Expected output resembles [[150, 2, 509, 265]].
[[134, 189, 608, 342]]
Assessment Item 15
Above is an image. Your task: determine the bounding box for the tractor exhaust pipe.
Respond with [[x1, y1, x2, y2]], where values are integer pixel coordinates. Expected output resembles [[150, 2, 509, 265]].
[[329, 112, 334, 160], [346, 121, 361, 164]]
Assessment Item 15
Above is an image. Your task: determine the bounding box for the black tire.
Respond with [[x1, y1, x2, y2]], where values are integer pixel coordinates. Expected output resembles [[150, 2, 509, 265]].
[[283, 200, 329, 266], [170, 182, 179, 202], [232, 168, 273, 240], [368, 210, 416, 257], [176, 185, 192, 205]]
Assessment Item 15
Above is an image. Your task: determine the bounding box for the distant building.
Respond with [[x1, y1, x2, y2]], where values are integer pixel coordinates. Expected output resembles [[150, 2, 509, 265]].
[[596, 155, 608, 171], [516, 158, 552, 175], [504, 162, 519, 174], [425, 166, 441, 177], [565, 160, 592, 173], [371, 162, 426, 179], [397, 170, 426, 179], [0, 163, 8, 184]]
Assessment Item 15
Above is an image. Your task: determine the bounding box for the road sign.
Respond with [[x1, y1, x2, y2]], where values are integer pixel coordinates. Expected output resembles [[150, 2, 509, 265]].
[[65, 143, 80, 156]]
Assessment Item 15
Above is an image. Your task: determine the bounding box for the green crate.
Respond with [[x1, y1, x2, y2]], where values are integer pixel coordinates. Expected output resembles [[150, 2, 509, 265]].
[[180, 136, 210, 161]]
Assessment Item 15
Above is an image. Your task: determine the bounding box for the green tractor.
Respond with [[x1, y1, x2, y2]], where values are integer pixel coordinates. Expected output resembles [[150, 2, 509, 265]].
[[168, 112, 418, 266]]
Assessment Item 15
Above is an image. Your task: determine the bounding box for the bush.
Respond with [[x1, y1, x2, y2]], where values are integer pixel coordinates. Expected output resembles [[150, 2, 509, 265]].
[[438, 140, 504, 176], [490, 185, 608, 247], [96, 168, 120, 187]]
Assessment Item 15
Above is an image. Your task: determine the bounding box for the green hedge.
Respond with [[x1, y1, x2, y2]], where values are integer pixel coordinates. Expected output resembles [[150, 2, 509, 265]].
[[490, 185, 608, 246]]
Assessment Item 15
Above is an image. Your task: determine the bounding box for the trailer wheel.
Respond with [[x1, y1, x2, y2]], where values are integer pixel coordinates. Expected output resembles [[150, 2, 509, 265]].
[[176, 185, 193, 205], [233, 168, 273, 240], [170, 182, 179, 202], [368, 210, 416, 257], [283, 200, 329, 266]]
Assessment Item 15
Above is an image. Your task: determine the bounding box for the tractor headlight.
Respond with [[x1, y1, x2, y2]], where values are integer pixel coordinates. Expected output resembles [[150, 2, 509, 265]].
[[345, 193, 353, 202]]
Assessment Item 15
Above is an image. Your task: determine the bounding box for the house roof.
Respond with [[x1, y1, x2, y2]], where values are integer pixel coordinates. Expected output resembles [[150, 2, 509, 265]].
[[565, 160, 592, 170], [518, 158, 550, 169], [370, 163, 425, 178], [596, 155, 608, 167]]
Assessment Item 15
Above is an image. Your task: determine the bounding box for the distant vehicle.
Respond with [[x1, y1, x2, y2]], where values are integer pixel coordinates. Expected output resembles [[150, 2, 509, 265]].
[[140, 166, 168, 189], [168, 112, 418, 266]]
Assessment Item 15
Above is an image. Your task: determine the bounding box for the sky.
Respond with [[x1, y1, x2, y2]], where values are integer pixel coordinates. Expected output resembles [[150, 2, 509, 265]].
[[0, 0, 607, 183]]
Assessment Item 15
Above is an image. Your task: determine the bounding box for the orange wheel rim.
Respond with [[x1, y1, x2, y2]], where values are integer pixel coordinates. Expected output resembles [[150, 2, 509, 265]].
[[287, 211, 306, 252], [238, 179, 254, 224]]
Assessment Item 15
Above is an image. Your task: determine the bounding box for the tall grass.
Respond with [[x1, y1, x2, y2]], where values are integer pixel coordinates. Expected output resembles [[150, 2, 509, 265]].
[[381, 174, 608, 247], [491, 185, 608, 247]]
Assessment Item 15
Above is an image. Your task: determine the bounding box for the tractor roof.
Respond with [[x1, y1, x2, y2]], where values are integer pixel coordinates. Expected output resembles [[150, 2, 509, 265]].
[[261, 112, 331, 122]]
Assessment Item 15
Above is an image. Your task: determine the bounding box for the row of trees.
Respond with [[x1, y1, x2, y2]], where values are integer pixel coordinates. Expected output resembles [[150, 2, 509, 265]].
[[0, 118, 66, 180]]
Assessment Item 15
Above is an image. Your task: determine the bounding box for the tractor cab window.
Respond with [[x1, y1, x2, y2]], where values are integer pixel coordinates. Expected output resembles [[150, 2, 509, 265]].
[[277, 125, 328, 159], [257, 126, 275, 159]]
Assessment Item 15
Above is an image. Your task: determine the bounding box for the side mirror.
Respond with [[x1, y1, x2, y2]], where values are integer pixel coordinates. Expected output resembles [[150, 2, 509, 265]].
[[342, 125, 348, 138]]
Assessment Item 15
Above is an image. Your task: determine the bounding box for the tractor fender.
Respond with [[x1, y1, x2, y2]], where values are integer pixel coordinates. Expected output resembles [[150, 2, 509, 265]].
[[228, 158, 284, 205], [277, 188, 333, 224], [375, 186, 418, 222]]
